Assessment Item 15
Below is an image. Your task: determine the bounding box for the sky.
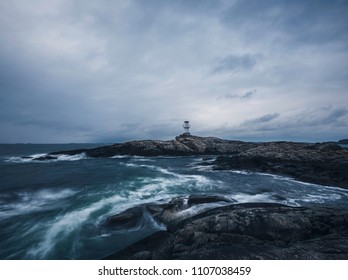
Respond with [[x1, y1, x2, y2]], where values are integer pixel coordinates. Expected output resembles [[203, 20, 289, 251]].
[[0, 0, 348, 143]]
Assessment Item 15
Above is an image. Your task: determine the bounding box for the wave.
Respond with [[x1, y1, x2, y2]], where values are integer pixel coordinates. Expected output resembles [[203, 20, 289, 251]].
[[0, 188, 78, 220], [25, 188, 167, 259], [5, 153, 47, 163], [110, 155, 130, 159], [55, 153, 87, 161], [233, 192, 282, 204], [26, 193, 127, 259], [5, 153, 87, 163]]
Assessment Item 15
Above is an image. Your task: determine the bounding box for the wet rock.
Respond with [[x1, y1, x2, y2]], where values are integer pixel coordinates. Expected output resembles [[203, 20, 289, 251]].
[[214, 141, 348, 189], [103, 203, 348, 260], [103, 207, 144, 229], [103, 195, 233, 231], [187, 195, 232, 206], [32, 155, 58, 161]]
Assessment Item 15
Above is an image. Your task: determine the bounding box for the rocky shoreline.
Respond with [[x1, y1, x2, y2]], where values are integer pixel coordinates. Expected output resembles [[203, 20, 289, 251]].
[[34, 134, 348, 189], [213, 141, 348, 189], [29, 134, 348, 259], [101, 196, 348, 260]]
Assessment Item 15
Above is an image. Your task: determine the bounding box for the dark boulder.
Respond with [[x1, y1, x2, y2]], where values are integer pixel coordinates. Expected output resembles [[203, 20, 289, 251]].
[[103, 202, 348, 260], [103, 206, 144, 229], [102, 195, 233, 231]]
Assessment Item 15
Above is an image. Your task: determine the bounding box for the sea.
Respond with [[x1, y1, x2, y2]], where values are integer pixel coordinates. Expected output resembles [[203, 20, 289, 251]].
[[1, 143, 348, 260]]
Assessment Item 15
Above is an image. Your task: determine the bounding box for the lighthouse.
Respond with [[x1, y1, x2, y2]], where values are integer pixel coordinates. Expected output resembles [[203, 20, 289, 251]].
[[183, 121, 191, 135]]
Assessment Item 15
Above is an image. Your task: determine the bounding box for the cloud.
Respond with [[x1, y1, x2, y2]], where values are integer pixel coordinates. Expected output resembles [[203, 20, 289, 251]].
[[0, 0, 347, 143], [243, 113, 280, 126], [221, 0, 348, 48], [217, 90, 256, 100], [212, 54, 260, 74]]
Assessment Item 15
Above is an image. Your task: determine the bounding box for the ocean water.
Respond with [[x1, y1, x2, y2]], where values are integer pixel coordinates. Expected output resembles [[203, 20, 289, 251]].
[[1, 144, 348, 260]]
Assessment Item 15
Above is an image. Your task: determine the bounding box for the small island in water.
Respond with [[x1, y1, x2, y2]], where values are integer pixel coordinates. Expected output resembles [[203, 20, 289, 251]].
[[21, 133, 348, 260]]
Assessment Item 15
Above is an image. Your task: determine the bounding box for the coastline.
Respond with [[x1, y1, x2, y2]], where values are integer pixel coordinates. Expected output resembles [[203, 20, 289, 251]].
[[34, 134, 348, 190], [16, 135, 348, 260]]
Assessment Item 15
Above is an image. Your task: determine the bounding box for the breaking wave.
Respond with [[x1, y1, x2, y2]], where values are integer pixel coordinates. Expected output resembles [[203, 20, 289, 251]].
[[1, 150, 348, 259], [0, 188, 78, 220], [5, 153, 87, 163]]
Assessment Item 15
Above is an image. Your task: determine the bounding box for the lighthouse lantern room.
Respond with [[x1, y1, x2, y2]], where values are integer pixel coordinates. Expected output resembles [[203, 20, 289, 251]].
[[183, 121, 191, 135]]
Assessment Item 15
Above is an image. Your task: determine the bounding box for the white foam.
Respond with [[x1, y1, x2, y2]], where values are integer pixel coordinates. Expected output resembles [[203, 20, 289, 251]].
[[131, 157, 155, 162], [5, 154, 47, 163], [122, 162, 210, 183], [110, 155, 129, 159], [300, 193, 342, 203], [189, 165, 214, 172], [0, 188, 78, 220], [127, 163, 178, 176], [27, 193, 127, 258], [55, 153, 87, 161], [233, 192, 278, 204], [122, 163, 138, 168], [230, 170, 251, 175], [5, 153, 87, 163]]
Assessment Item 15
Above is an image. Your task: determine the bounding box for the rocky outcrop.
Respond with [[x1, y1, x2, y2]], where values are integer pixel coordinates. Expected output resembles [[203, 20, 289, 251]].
[[102, 200, 348, 260], [103, 195, 233, 229], [32, 134, 348, 188], [214, 141, 348, 189], [43, 134, 255, 158]]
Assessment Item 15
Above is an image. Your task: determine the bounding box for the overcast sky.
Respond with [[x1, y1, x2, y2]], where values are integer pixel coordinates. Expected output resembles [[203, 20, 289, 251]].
[[1, 0, 348, 143]]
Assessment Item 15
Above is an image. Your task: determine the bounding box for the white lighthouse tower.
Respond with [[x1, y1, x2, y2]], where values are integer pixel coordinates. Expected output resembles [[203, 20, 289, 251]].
[[183, 121, 191, 135]]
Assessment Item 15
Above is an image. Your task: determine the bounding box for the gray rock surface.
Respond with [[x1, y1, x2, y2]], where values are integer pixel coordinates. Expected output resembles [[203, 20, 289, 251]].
[[214, 141, 348, 189], [103, 195, 233, 229], [40, 134, 348, 189], [103, 202, 348, 260], [45, 134, 255, 157]]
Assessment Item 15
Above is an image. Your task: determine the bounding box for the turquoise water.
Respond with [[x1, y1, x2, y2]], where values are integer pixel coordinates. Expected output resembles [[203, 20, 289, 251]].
[[1, 144, 348, 259]]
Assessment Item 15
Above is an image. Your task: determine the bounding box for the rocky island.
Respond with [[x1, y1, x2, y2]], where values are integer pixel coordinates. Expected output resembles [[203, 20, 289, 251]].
[[36, 134, 348, 189], [31, 134, 348, 259]]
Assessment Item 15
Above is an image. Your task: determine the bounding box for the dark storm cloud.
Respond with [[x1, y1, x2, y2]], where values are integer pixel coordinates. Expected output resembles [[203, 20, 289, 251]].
[[0, 0, 347, 143], [221, 0, 348, 48]]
